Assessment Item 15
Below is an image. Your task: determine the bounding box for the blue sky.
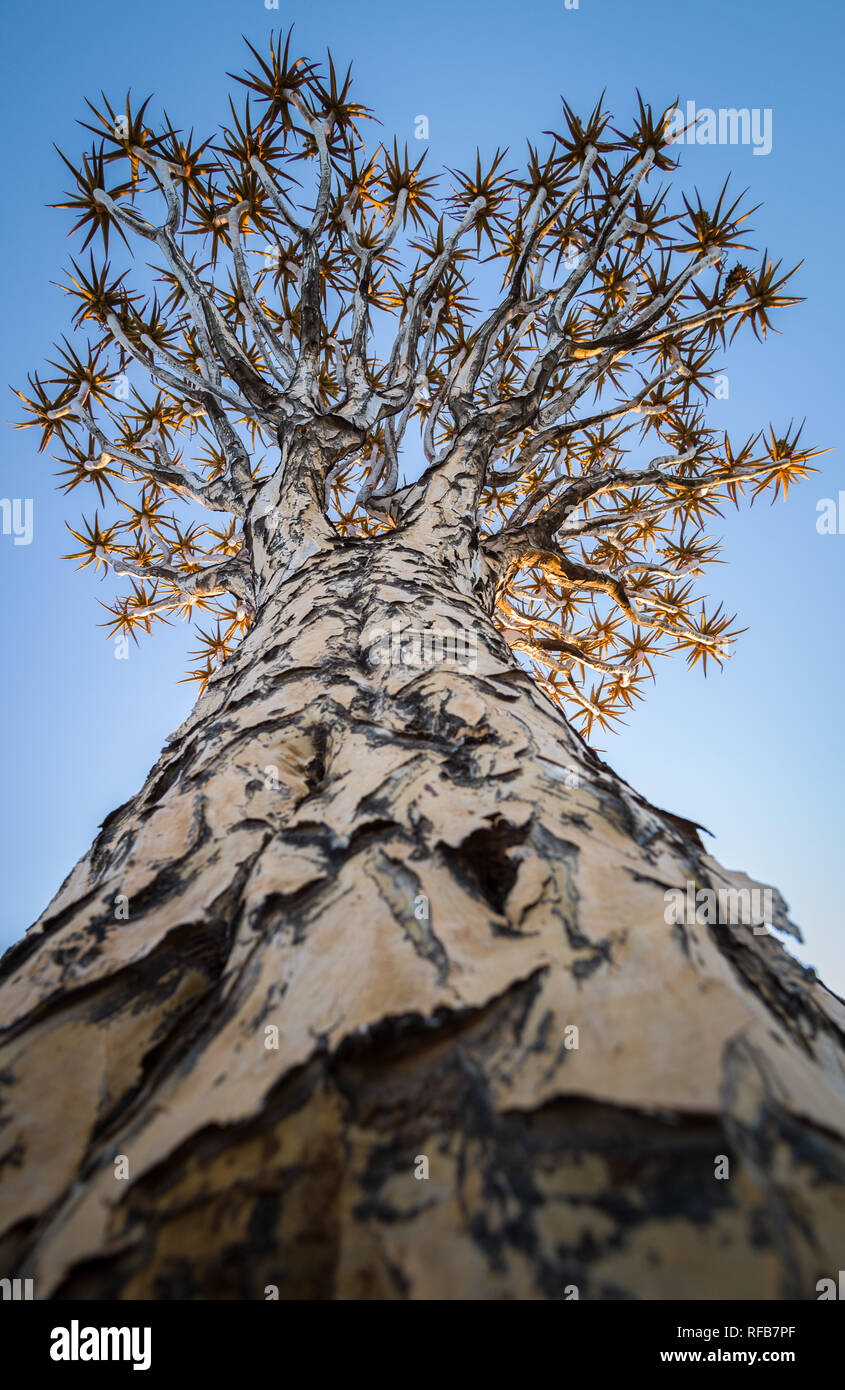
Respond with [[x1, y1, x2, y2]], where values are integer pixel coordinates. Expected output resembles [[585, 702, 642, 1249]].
[[1, 0, 842, 988]]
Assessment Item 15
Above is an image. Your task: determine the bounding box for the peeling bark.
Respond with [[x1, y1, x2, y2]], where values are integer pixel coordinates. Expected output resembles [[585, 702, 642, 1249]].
[[1, 527, 844, 1301]]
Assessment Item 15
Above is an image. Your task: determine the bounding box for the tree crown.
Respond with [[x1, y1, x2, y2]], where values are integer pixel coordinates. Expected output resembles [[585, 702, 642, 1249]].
[[15, 31, 822, 734]]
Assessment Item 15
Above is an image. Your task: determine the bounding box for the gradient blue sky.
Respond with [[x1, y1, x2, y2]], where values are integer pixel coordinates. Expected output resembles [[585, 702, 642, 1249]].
[[1, 0, 842, 988]]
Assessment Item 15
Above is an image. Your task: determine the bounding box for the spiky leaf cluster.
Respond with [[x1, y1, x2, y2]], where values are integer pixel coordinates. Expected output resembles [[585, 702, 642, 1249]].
[[15, 33, 821, 729]]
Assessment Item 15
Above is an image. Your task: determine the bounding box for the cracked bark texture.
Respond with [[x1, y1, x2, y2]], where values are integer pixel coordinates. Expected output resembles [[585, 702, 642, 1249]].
[[1, 525, 844, 1301]]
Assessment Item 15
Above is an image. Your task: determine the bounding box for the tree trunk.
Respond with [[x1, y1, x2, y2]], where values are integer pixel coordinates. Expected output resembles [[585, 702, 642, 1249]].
[[1, 529, 844, 1301]]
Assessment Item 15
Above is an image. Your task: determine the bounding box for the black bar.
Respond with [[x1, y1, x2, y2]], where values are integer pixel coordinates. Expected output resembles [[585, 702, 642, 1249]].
[[1, 1299, 839, 1379]]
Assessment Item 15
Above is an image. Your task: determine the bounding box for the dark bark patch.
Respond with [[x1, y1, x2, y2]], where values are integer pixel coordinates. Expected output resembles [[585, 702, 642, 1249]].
[[364, 852, 449, 983], [440, 821, 528, 917]]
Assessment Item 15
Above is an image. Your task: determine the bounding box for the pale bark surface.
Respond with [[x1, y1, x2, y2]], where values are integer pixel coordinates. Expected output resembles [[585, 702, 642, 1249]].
[[2, 519, 844, 1300]]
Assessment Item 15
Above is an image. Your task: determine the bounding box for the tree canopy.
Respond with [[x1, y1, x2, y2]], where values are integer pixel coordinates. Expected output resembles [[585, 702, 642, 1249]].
[[15, 30, 821, 735]]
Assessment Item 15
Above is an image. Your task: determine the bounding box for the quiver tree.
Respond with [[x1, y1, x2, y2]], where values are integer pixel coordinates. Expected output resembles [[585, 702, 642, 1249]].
[[2, 34, 844, 1300]]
